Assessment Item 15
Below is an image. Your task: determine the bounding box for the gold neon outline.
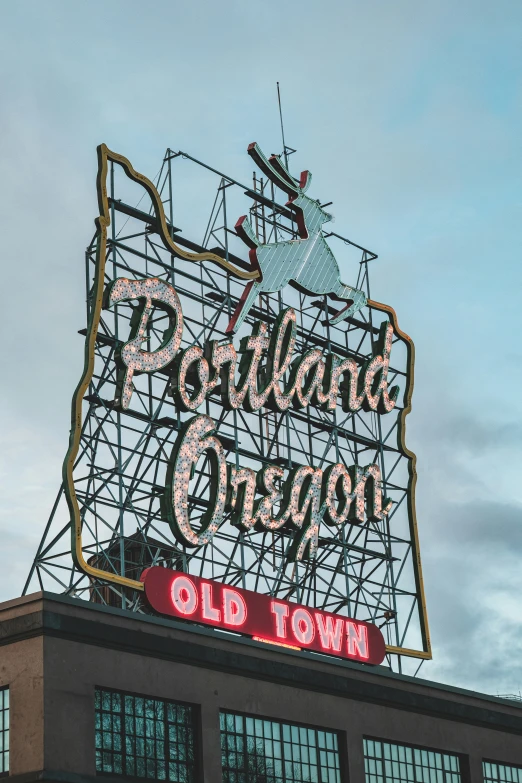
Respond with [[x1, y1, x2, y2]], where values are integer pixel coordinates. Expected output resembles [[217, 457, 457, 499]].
[[369, 299, 432, 661], [98, 145, 259, 280], [64, 145, 259, 591], [64, 145, 431, 659]]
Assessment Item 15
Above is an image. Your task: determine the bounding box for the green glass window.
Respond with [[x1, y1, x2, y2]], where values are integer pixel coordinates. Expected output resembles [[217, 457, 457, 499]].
[[220, 709, 342, 783], [364, 738, 461, 783], [95, 687, 197, 781], [484, 761, 522, 783], [0, 688, 8, 777]]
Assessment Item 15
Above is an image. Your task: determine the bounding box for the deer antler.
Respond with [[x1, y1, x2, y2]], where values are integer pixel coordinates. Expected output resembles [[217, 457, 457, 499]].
[[269, 154, 312, 194], [247, 143, 311, 196]]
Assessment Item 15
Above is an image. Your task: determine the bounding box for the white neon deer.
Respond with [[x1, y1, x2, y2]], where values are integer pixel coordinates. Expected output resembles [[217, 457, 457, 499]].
[[227, 143, 367, 334]]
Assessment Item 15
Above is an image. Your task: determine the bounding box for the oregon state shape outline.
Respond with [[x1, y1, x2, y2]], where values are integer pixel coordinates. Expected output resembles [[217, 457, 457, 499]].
[[62, 144, 431, 661]]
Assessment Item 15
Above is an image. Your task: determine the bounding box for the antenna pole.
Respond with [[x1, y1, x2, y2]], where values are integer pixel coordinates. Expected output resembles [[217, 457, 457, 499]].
[[277, 82, 289, 169]]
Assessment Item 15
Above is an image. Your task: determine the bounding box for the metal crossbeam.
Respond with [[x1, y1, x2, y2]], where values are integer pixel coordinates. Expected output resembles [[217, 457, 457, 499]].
[[25, 146, 427, 675]]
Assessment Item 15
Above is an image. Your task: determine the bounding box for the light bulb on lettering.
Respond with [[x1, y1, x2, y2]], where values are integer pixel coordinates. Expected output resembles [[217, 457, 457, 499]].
[[105, 276, 183, 409], [162, 415, 227, 548]]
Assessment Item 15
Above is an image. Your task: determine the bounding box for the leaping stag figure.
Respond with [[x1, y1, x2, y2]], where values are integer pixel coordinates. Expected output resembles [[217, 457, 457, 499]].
[[227, 143, 367, 334]]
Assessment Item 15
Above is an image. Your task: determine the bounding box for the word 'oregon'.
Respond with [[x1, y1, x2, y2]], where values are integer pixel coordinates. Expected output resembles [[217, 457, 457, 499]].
[[105, 277, 400, 416], [160, 415, 392, 562]]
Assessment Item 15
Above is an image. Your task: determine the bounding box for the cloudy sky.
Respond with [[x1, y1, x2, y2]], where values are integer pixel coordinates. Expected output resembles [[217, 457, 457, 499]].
[[0, 0, 521, 695]]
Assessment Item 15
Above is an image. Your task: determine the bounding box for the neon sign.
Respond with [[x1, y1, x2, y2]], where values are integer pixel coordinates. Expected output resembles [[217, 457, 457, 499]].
[[161, 412, 391, 562], [51, 141, 431, 664], [105, 281, 398, 417], [142, 567, 386, 665], [228, 143, 367, 333], [104, 281, 396, 561]]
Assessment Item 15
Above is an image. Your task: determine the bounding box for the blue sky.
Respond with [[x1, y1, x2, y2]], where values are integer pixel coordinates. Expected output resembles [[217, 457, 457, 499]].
[[0, 0, 521, 694]]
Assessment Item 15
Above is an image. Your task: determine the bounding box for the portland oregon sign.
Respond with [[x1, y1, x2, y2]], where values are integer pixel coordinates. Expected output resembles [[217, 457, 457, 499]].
[[25, 140, 431, 669]]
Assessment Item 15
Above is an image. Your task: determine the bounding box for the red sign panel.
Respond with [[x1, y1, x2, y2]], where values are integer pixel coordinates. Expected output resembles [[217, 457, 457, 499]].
[[141, 567, 386, 665]]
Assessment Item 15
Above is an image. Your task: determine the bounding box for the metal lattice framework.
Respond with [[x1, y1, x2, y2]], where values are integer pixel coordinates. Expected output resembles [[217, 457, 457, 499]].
[[24, 144, 430, 673]]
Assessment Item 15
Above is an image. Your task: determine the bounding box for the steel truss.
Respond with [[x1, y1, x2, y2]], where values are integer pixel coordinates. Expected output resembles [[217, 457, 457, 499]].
[[24, 145, 430, 674]]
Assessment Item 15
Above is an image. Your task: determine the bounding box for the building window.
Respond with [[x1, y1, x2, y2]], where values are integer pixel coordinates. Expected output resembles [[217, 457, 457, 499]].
[[0, 687, 8, 777], [484, 761, 522, 783], [364, 738, 461, 783], [95, 687, 197, 781], [220, 710, 342, 783]]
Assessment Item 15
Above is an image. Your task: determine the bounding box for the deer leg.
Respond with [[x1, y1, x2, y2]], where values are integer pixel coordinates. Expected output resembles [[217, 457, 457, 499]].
[[226, 281, 261, 335], [329, 284, 367, 325]]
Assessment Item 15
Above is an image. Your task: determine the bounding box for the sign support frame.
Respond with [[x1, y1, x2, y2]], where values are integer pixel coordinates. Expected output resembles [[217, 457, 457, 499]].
[[25, 144, 432, 666]]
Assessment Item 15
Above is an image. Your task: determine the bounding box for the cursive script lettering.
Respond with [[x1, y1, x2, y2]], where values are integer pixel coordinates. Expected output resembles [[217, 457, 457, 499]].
[[162, 415, 392, 562], [106, 278, 400, 416]]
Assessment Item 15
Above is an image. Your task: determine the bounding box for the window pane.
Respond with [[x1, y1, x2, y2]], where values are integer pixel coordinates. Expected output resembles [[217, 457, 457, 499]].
[[94, 687, 196, 781], [220, 709, 342, 783], [364, 738, 461, 783]]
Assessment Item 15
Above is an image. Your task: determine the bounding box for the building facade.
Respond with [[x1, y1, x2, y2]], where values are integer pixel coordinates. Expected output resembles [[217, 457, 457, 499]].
[[1, 592, 521, 783]]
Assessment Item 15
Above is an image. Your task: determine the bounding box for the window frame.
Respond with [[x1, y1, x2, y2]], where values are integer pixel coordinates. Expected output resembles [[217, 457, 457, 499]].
[[220, 706, 345, 783], [483, 759, 522, 783], [94, 685, 200, 782], [0, 686, 8, 779], [364, 735, 465, 783]]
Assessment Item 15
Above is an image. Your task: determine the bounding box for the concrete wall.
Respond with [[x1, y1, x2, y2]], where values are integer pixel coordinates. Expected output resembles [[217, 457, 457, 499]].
[[0, 596, 44, 775], [43, 635, 522, 782], [2, 593, 522, 783]]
